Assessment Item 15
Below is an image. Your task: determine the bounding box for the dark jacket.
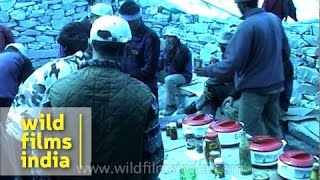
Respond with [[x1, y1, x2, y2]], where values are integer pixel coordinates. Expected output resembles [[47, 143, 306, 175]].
[[49, 60, 163, 180], [203, 8, 287, 94], [0, 24, 14, 51], [158, 43, 193, 84], [122, 24, 160, 95], [262, 0, 298, 21], [0, 51, 33, 99]]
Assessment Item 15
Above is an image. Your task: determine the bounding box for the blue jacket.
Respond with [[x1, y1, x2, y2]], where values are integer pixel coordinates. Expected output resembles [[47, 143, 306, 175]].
[[0, 51, 33, 99], [159, 43, 193, 84], [203, 8, 287, 94], [122, 24, 160, 93]]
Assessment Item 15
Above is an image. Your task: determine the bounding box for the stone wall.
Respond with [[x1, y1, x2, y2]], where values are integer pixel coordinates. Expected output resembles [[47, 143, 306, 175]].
[[0, 0, 89, 67], [0, 0, 318, 109]]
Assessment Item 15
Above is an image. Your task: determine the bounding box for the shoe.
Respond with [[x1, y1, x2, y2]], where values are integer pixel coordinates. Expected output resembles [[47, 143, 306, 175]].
[[163, 105, 177, 116], [181, 102, 197, 115]]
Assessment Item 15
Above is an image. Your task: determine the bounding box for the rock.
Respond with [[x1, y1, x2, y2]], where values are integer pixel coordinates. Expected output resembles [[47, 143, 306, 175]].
[[290, 55, 303, 70], [52, 9, 65, 20], [290, 24, 310, 34], [303, 95, 317, 101], [16, 36, 35, 43], [14, 2, 35, 9], [187, 42, 202, 51], [302, 35, 318, 47], [72, 12, 87, 21], [65, 9, 75, 16], [74, 2, 87, 6], [198, 16, 214, 23], [50, 4, 62, 10], [43, 30, 60, 36], [10, 9, 26, 20], [38, 16, 51, 24], [11, 30, 18, 37], [311, 24, 319, 37], [0, 0, 15, 11], [285, 133, 318, 155], [291, 48, 303, 56], [183, 32, 198, 42], [18, 20, 37, 28], [43, 0, 61, 5], [35, 26, 47, 31], [302, 47, 318, 57], [200, 43, 220, 64], [20, 29, 41, 36], [288, 34, 308, 49], [27, 43, 45, 50], [179, 14, 196, 24], [296, 66, 319, 85], [63, 3, 76, 11], [36, 35, 54, 44], [28, 49, 59, 59], [297, 83, 318, 95], [146, 6, 158, 15], [2, 21, 17, 28], [288, 119, 319, 149], [184, 23, 209, 34], [154, 13, 170, 22], [51, 17, 72, 30], [196, 33, 216, 43], [30, 9, 46, 18], [171, 14, 180, 22], [303, 56, 316, 68], [316, 59, 320, 69], [0, 11, 9, 22], [45, 9, 54, 16], [76, 6, 86, 13], [39, 3, 48, 10], [62, 0, 76, 5]]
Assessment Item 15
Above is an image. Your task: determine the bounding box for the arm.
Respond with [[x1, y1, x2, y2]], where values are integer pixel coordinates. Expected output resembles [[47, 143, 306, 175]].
[[20, 58, 34, 83], [158, 51, 165, 72], [174, 47, 191, 72], [131, 33, 160, 82], [142, 97, 164, 180]]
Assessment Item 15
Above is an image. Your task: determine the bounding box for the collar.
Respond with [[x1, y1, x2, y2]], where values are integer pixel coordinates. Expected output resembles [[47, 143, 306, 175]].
[[80, 58, 121, 70], [240, 8, 264, 20]]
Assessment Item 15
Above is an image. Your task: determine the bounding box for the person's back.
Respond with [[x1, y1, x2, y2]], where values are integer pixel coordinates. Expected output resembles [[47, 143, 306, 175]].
[[0, 24, 14, 51], [232, 9, 285, 91]]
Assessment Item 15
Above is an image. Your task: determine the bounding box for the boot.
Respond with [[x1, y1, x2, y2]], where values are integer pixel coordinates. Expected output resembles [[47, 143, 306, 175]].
[[180, 101, 197, 115]]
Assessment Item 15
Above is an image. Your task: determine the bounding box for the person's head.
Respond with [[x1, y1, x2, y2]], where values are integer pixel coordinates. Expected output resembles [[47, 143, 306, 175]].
[[118, 1, 143, 33], [5, 43, 28, 58], [89, 3, 113, 24], [217, 31, 234, 53], [57, 22, 90, 57], [89, 15, 132, 60], [163, 28, 180, 51], [234, 0, 258, 15]]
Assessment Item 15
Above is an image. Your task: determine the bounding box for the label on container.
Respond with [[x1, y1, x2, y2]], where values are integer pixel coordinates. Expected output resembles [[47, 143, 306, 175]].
[[254, 153, 278, 164], [294, 169, 310, 179]]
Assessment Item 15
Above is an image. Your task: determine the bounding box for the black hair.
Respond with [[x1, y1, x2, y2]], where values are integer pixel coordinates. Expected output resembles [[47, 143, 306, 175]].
[[118, 0, 140, 15], [92, 40, 127, 57], [57, 22, 90, 56], [245, 0, 258, 8]]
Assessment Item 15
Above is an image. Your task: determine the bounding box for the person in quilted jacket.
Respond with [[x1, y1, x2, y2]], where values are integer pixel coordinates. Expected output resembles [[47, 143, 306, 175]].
[[46, 16, 164, 180]]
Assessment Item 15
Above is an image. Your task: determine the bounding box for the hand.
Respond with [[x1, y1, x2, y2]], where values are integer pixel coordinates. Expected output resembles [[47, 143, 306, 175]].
[[222, 96, 234, 107], [194, 67, 206, 77]]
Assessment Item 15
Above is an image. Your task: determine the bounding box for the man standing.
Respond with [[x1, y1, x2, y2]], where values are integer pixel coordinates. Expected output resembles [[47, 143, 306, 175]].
[[158, 29, 193, 116], [195, 0, 289, 138], [119, 1, 160, 99], [47, 16, 163, 180]]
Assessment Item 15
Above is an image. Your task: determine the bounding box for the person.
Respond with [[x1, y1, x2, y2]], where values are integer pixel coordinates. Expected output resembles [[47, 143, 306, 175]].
[[181, 30, 235, 117], [194, 0, 289, 138], [57, 22, 91, 58], [46, 16, 164, 180], [0, 24, 15, 51], [158, 28, 193, 116], [119, 1, 160, 100], [262, 0, 298, 21], [0, 43, 34, 107], [0, 29, 90, 177]]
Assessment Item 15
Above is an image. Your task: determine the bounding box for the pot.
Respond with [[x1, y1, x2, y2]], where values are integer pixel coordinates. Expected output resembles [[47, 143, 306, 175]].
[[249, 136, 287, 166], [210, 120, 243, 146], [182, 113, 213, 136], [277, 150, 314, 180]]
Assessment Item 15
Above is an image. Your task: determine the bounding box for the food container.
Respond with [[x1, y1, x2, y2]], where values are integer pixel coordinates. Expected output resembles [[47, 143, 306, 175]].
[[182, 113, 213, 136], [210, 120, 243, 146], [277, 150, 314, 180], [249, 136, 287, 166]]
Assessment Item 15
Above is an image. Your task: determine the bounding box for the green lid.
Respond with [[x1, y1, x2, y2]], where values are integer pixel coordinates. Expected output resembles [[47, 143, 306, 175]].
[[253, 171, 269, 180], [180, 167, 196, 180]]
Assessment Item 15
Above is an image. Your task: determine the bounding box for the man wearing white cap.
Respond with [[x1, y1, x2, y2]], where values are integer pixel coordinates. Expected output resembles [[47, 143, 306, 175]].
[[119, 1, 160, 100], [46, 15, 164, 180], [0, 43, 33, 107]]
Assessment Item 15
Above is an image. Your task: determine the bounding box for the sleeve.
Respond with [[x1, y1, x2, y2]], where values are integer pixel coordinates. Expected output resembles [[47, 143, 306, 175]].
[[4, 26, 15, 44], [158, 51, 165, 72], [20, 58, 35, 82], [142, 97, 164, 180], [130, 33, 160, 82], [201, 25, 252, 80]]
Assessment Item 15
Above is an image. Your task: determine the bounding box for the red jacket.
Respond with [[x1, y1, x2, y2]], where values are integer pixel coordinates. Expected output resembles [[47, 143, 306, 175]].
[[0, 24, 14, 51]]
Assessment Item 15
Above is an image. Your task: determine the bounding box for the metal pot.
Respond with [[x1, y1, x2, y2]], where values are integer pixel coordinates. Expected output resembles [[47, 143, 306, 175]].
[[277, 150, 314, 180], [182, 113, 213, 136], [249, 136, 287, 166], [210, 120, 243, 146]]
